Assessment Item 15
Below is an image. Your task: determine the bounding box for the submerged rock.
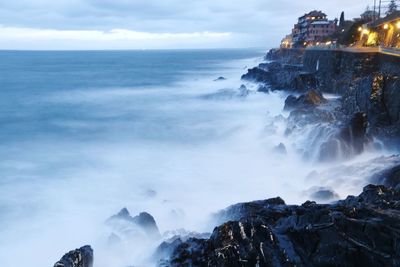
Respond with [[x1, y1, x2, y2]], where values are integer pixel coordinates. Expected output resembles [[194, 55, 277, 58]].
[[201, 85, 253, 100], [54, 246, 93, 267], [214, 76, 227, 81], [273, 143, 287, 155], [156, 185, 400, 267], [308, 187, 340, 201]]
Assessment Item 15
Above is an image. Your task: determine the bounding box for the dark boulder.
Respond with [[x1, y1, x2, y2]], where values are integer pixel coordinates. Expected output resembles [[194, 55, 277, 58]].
[[284, 89, 327, 111], [156, 185, 400, 267], [241, 67, 271, 83], [54, 246, 93, 267]]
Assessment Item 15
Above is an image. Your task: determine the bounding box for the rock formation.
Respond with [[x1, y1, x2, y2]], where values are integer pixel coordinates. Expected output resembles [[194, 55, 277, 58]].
[[53, 246, 93, 267], [156, 185, 400, 267]]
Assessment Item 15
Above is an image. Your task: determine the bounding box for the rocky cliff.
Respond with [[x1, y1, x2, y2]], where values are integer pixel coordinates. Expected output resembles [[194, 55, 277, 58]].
[[243, 48, 400, 149]]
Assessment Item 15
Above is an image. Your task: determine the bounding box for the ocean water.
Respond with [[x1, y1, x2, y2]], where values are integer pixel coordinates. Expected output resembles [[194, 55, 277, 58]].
[[0, 49, 391, 267]]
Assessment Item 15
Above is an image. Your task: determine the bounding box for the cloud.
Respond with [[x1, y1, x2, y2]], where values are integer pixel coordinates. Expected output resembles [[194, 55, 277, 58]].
[[0, 0, 370, 49], [0, 26, 233, 49]]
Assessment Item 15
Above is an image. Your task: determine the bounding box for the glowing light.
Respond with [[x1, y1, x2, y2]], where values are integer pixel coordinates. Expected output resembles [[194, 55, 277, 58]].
[[362, 29, 370, 35], [397, 21, 400, 29], [366, 32, 378, 46], [358, 27, 363, 32], [326, 41, 332, 45], [384, 24, 389, 30]]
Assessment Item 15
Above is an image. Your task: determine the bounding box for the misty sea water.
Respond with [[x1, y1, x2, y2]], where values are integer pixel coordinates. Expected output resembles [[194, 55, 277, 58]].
[[0, 49, 263, 141]]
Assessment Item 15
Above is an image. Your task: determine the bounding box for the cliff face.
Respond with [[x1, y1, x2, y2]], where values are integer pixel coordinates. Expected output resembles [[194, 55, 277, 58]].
[[304, 50, 400, 144]]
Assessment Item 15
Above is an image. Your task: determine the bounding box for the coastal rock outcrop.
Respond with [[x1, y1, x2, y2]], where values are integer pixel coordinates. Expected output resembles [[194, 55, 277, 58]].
[[156, 185, 400, 267], [242, 62, 317, 93], [259, 48, 400, 148], [53, 246, 93, 267]]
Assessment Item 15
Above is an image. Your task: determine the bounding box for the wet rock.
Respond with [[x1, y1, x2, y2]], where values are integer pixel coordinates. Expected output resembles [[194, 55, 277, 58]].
[[257, 85, 270, 93], [214, 77, 227, 81], [156, 185, 400, 267], [318, 112, 370, 161], [163, 229, 211, 242], [339, 112, 369, 154], [273, 143, 287, 155], [308, 187, 340, 201], [241, 67, 271, 83], [284, 89, 327, 111], [54, 245, 93, 267], [107, 208, 161, 240], [371, 161, 400, 189], [201, 86, 252, 100]]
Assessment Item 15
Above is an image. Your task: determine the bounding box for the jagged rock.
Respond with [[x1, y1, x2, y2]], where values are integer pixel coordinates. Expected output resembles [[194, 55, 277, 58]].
[[156, 185, 400, 267], [133, 212, 161, 239], [284, 89, 327, 111], [54, 246, 93, 267], [107, 208, 161, 240]]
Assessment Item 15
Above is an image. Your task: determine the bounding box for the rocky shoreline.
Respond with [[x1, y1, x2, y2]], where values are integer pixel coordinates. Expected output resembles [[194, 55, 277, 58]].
[[53, 48, 400, 267]]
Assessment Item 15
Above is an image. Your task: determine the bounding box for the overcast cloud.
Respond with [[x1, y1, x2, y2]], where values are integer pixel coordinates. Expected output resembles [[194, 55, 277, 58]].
[[0, 0, 371, 49]]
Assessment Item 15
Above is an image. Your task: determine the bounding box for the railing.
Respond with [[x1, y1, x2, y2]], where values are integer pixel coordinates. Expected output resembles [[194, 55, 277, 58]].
[[380, 46, 400, 57], [303, 44, 400, 57]]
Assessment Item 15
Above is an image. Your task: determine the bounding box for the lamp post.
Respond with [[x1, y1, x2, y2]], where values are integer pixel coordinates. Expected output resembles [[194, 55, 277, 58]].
[[378, 0, 382, 19]]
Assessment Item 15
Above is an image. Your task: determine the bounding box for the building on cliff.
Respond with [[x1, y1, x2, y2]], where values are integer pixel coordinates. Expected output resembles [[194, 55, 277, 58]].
[[356, 11, 400, 49], [287, 10, 337, 47]]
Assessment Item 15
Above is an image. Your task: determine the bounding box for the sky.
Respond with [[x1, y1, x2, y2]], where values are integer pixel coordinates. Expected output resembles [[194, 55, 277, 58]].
[[0, 0, 372, 50]]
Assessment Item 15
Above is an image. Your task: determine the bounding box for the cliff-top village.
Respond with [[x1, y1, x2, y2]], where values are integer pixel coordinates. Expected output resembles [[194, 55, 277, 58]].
[[281, 0, 400, 54]]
